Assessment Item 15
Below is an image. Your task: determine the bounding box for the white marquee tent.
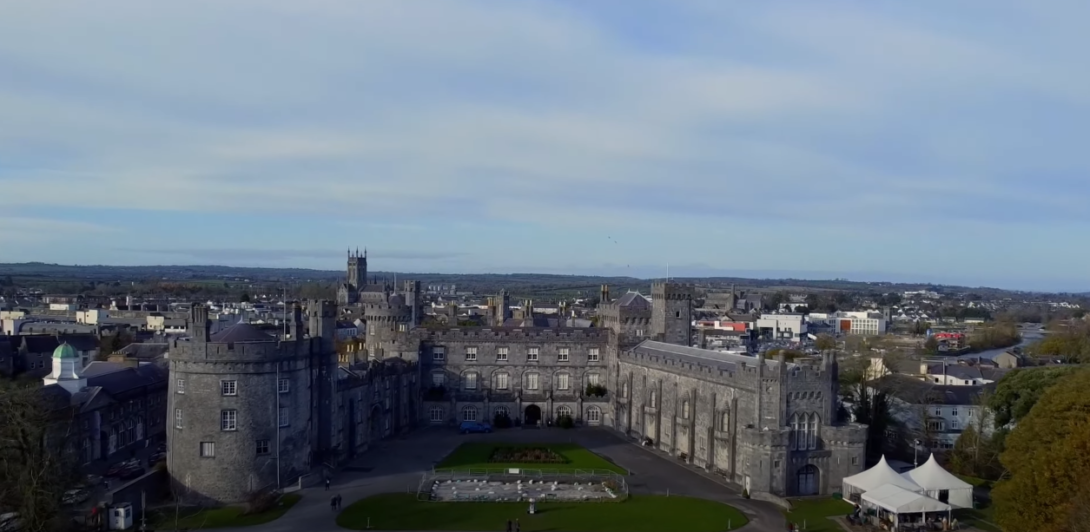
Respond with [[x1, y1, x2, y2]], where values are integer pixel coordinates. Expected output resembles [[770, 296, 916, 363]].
[[861, 483, 952, 527], [842, 455, 924, 497], [901, 454, 975, 508]]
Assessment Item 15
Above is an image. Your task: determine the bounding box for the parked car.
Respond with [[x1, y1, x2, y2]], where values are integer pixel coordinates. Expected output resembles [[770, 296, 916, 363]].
[[118, 466, 144, 481], [458, 421, 493, 434], [105, 459, 140, 477], [61, 489, 90, 506]]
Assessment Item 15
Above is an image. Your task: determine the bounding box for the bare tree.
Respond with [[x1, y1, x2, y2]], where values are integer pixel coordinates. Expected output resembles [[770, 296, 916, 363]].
[[0, 380, 80, 532]]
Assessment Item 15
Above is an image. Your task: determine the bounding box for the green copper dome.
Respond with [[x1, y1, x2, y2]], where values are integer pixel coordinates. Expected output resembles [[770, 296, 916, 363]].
[[52, 342, 78, 359]]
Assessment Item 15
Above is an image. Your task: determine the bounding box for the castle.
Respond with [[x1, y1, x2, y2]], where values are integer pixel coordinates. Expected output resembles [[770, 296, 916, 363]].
[[167, 253, 865, 503]]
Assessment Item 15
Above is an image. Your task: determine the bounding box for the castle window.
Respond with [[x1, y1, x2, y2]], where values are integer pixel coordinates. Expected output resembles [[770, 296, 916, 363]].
[[256, 439, 269, 455], [430, 407, 444, 423], [221, 380, 237, 396], [465, 347, 477, 362], [588, 348, 600, 362], [528, 348, 540, 362], [807, 413, 819, 450], [433, 347, 445, 361], [635, 329, 644, 337], [200, 442, 215, 458], [682, 400, 691, 420], [464, 372, 478, 390], [175, 409, 183, 429], [278, 379, 290, 394], [791, 414, 802, 450], [461, 405, 478, 422], [587, 373, 600, 386], [278, 407, 290, 428], [525, 373, 540, 391], [398, 323, 407, 332], [495, 372, 509, 390], [432, 372, 446, 387], [721, 411, 730, 431], [558, 348, 570, 362], [621, 381, 629, 398], [497, 347, 509, 361], [557, 373, 570, 391], [176, 379, 185, 394], [676, 311, 681, 318], [650, 390, 658, 408], [221, 410, 237, 431], [494, 406, 508, 418], [586, 406, 601, 424], [556, 405, 573, 418]]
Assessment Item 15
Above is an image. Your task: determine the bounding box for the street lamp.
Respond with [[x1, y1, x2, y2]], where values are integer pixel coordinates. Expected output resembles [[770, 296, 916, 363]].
[[913, 439, 922, 467]]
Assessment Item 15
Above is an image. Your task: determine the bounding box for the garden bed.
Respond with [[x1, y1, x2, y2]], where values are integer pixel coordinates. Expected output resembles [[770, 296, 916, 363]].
[[488, 447, 567, 464]]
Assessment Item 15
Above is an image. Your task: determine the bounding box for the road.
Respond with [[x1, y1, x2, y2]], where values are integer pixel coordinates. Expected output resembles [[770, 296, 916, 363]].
[[215, 427, 785, 532]]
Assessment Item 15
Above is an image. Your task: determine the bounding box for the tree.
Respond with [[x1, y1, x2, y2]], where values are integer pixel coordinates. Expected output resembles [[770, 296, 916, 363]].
[[993, 367, 1090, 532], [922, 336, 939, 355], [0, 381, 80, 532], [814, 333, 836, 352], [988, 366, 1080, 428], [966, 321, 1021, 352], [850, 382, 902, 466], [240, 292, 251, 303], [947, 393, 1005, 481]]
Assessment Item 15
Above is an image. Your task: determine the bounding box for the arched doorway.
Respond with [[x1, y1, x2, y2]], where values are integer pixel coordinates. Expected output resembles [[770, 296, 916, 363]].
[[369, 405, 383, 441], [797, 464, 820, 496], [524, 404, 542, 426]]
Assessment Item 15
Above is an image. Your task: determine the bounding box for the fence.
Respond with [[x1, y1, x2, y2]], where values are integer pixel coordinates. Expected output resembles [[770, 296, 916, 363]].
[[418, 468, 628, 501]]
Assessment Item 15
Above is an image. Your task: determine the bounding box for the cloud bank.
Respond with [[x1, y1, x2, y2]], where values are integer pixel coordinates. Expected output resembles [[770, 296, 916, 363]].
[[1, 0, 1088, 289]]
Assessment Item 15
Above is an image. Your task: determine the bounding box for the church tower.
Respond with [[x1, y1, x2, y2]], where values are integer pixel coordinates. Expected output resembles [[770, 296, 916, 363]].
[[347, 248, 367, 290]]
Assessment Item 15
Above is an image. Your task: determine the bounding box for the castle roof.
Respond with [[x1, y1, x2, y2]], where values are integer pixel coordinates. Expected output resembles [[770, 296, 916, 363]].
[[615, 291, 650, 309], [631, 340, 794, 372], [210, 321, 275, 343]]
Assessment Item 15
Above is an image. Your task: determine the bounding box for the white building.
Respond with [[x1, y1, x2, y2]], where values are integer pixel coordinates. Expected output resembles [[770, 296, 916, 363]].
[[756, 313, 807, 340], [810, 311, 888, 335], [872, 374, 994, 450], [76, 309, 108, 325]]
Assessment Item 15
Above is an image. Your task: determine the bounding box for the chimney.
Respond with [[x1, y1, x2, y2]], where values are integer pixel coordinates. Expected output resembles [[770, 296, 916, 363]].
[[289, 303, 304, 339]]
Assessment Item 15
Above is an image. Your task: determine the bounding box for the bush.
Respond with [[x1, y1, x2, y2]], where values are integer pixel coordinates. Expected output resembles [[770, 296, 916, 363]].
[[741, 488, 750, 499], [425, 386, 446, 401], [488, 447, 567, 464], [557, 414, 575, 429], [492, 412, 512, 429]]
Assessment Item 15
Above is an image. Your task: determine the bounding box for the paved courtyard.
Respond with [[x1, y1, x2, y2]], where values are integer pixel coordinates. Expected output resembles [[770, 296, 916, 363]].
[[217, 427, 785, 532]]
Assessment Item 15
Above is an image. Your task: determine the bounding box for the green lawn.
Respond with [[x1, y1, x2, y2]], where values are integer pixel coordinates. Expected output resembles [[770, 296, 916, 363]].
[[151, 493, 301, 529], [436, 442, 627, 474], [785, 498, 854, 532], [337, 493, 747, 532], [956, 506, 1001, 532]]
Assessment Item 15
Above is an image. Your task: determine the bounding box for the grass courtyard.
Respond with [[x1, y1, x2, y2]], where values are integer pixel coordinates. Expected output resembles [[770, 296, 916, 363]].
[[785, 498, 854, 532], [435, 442, 627, 474], [150, 493, 302, 529], [337, 493, 748, 532]]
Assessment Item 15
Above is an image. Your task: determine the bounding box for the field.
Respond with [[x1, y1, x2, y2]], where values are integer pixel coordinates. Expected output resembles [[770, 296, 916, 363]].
[[337, 493, 747, 532], [785, 498, 854, 532], [150, 493, 301, 529], [436, 442, 627, 474]]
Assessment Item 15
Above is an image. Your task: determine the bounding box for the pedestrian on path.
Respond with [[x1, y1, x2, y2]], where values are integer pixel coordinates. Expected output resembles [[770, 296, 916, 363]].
[[514, 519, 520, 532], [330, 496, 337, 511], [325, 478, 331, 491], [506, 519, 512, 532], [336, 494, 342, 509]]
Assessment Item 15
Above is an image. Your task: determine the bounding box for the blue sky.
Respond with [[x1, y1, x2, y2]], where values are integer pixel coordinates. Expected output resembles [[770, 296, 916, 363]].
[[1, 1, 1088, 291]]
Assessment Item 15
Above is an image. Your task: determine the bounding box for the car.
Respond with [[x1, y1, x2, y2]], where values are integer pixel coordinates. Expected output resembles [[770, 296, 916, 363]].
[[61, 489, 90, 506], [105, 459, 140, 477], [458, 421, 492, 434], [118, 467, 145, 481]]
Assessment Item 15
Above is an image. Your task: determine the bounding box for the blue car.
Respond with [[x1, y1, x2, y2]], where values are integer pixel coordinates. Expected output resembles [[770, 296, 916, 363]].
[[459, 421, 493, 434]]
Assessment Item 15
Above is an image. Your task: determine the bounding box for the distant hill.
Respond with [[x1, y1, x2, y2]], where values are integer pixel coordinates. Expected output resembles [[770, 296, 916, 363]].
[[0, 261, 1023, 296]]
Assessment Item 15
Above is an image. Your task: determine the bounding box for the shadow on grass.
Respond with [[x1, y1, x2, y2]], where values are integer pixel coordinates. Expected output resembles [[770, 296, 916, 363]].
[[150, 493, 302, 529]]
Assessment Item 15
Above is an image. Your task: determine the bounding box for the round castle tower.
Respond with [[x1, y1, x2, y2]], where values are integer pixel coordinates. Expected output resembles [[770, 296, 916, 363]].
[[168, 303, 336, 504]]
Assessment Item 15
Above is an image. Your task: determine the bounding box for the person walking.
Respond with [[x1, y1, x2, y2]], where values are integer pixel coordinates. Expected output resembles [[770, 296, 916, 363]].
[[514, 519, 520, 532], [336, 494, 343, 510], [325, 478, 331, 491], [330, 496, 337, 511], [506, 519, 512, 532]]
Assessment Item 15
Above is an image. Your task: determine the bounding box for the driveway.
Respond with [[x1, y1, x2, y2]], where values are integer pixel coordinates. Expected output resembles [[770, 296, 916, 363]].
[[215, 427, 785, 532]]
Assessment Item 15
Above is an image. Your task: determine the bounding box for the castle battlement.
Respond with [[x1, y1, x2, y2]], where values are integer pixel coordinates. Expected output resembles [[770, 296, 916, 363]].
[[651, 281, 695, 301], [422, 327, 610, 343], [170, 337, 319, 362]]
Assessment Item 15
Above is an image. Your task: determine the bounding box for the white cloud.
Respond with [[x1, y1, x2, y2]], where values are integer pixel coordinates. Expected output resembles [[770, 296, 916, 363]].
[[0, 217, 119, 245], [0, 0, 1088, 230]]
